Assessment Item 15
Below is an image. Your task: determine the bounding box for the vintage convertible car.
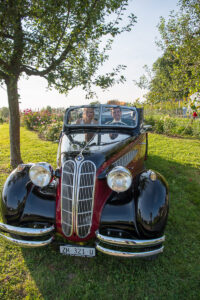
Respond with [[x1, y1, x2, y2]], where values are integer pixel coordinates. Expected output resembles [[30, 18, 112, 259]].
[[0, 105, 169, 258]]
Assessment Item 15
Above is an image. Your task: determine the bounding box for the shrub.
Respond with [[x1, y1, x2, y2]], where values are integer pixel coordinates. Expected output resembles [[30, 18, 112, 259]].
[[144, 116, 155, 126], [21, 109, 48, 130], [183, 125, 193, 135], [39, 122, 62, 141], [21, 109, 63, 131], [154, 119, 164, 133], [163, 116, 176, 135], [176, 125, 186, 134], [144, 113, 200, 138], [192, 123, 200, 138]]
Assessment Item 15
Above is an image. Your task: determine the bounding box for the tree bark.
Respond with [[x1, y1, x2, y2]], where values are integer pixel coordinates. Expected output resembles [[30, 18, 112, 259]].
[[6, 76, 23, 168]]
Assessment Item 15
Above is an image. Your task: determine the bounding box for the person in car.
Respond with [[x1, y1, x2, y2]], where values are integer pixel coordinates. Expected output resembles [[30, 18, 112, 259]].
[[76, 107, 97, 142], [110, 106, 122, 123], [107, 106, 126, 125], [76, 107, 98, 125]]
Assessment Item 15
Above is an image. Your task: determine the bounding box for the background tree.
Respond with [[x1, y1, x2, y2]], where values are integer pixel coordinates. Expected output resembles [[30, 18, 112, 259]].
[[0, 0, 136, 167], [135, 0, 200, 104], [0, 107, 9, 119]]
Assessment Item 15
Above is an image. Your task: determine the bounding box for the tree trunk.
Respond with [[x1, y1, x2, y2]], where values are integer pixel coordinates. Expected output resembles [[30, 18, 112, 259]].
[[6, 76, 23, 168]]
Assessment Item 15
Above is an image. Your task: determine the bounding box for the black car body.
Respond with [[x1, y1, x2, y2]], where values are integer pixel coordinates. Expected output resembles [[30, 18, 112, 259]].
[[0, 105, 169, 258]]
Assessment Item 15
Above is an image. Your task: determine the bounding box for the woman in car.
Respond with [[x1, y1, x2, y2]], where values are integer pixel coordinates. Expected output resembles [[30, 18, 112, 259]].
[[76, 107, 98, 142], [76, 107, 98, 125]]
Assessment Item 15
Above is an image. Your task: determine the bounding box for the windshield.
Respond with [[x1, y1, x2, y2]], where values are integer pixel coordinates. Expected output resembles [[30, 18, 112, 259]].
[[60, 132, 131, 154], [65, 105, 138, 128]]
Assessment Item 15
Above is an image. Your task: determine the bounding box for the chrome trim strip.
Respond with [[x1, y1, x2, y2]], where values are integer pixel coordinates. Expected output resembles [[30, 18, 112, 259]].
[[113, 149, 138, 168], [0, 232, 53, 248], [96, 243, 164, 257], [96, 231, 165, 247], [0, 223, 55, 236]]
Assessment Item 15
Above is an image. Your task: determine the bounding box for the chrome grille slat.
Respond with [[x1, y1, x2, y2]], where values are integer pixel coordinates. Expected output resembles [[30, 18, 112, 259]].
[[78, 198, 92, 202], [62, 196, 72, 200], [78, 211, 92, 215], [77, 223, 91, 227], [80, 172, 95, 175], [79, 185, 94, 188], [62, 222, 72, 226], [62, 209, 72, 213], [63, 171, 74, 174]]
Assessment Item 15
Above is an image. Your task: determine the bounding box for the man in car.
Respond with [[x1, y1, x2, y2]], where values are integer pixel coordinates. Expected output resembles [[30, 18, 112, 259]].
[[106, 106, 126, 126], [110, 106, 122, 123]]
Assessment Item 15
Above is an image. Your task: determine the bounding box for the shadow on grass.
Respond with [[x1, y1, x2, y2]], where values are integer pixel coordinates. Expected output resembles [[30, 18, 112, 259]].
[[20, 155, 200, 300]]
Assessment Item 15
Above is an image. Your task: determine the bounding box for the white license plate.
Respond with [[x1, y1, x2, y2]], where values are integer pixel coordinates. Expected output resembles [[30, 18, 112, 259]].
[[60, 245, 96, 257]]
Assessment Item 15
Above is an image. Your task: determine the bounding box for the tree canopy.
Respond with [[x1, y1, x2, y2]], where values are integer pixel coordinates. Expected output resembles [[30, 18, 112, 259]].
[[0, 0, 136, 92], [136, 0, 200, 103], [0, 0, 136, 167]]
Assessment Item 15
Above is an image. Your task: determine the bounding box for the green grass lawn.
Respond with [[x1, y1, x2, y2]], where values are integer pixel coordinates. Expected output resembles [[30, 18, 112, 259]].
[[0, 123, 200, 300]]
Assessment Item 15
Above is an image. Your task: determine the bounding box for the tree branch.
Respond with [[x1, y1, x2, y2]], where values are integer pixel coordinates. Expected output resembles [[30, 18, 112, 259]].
[[0, 57, 10, 73], [23, 0, 99, 77], [0, 31, 14, 40], [20, 64, 41, 76], [0, 68, 8, 80], [51, 0, 71, 62]]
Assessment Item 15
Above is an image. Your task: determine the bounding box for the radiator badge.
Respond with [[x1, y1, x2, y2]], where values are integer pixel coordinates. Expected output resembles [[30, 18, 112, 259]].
[[75, 154, 84, 162]]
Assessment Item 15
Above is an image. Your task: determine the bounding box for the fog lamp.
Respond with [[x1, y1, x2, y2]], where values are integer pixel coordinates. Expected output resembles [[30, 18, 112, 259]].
[[150, 171, 157, 181]]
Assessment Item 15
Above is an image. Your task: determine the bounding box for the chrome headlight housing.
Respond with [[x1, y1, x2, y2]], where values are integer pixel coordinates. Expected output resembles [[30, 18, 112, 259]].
[[107, 166, 132, 192], [29, 163, 53, 187]]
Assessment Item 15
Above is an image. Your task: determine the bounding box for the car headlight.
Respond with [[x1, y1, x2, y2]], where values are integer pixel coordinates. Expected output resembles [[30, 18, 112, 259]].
[[29, 163, 53, 187], [107, 166, 132, 192]]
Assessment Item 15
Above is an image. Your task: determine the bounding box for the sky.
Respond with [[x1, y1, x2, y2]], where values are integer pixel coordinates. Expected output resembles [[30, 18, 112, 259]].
[[0, 0, 179, 110]]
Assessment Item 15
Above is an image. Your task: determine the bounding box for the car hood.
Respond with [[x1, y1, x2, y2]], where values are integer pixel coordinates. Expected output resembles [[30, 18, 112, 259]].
[[59, 132, 136, 169]]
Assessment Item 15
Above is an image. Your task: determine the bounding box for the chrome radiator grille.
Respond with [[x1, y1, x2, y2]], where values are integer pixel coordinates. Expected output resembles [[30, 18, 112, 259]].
[[61, 160, 75, 237], [76, 161, 96, 238], [61, 160, 96, 238]]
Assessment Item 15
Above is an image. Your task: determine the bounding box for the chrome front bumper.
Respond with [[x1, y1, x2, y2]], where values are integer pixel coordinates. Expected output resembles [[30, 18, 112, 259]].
[[0, 222, 165, 255], [96, 231, 165, 258], [0, 222, 55, 247]]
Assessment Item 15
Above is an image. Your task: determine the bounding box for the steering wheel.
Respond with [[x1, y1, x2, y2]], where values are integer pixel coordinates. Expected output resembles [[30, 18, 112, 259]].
[[112, 121, 127, 126]]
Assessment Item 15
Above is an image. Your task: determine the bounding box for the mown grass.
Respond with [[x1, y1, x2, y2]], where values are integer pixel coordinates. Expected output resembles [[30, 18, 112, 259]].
[[0, 123, 200, 300]]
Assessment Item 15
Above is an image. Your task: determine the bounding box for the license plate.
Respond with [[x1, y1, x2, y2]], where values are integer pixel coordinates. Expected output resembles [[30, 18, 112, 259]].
[[60, 245, 96, 257]]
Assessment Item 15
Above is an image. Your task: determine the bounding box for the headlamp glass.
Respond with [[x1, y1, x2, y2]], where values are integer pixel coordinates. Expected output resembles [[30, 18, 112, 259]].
[[29, 163, 52, 187], [107, 166, 132, 192]]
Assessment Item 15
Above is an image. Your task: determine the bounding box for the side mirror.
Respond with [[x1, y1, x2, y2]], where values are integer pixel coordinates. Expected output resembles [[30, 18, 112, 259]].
[[143, 125, 152, 131]]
